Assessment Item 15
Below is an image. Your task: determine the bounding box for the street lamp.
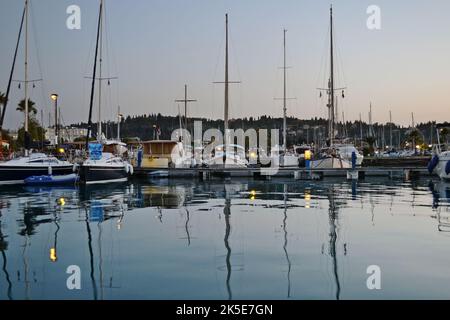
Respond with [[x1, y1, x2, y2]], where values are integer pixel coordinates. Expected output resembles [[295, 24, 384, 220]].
[[50, 93, 59, 146]]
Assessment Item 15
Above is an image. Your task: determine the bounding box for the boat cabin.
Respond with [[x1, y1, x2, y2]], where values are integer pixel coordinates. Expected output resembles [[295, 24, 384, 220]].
[[133, 140, 186, 168]]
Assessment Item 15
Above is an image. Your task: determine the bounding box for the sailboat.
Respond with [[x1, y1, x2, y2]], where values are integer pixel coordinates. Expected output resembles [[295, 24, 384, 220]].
[[207, 14, 248, 169], [79, 0, 133, 184], [428, 125, 450, 180], [271, 29, 300, 168], [311, 5, 354, 170], [0, 0, 73, 185]]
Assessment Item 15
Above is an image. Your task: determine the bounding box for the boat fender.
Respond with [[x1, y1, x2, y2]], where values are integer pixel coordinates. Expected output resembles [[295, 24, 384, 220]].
[[446, 161, 450, 175], [428, 155, 439, 174], [72, 163, 79, 172], [128, 164, 134, 175], [48, 166, 52, 175]]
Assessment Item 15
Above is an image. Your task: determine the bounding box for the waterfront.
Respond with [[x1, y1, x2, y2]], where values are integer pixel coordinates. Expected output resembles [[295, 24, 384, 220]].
[[0, 177, 449, 300]]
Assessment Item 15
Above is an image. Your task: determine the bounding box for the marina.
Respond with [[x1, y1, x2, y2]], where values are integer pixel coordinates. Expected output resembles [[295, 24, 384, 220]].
[[1, 0, 450, 305]]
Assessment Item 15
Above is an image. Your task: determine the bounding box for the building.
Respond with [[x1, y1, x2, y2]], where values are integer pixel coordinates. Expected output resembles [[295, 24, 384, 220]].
[[46, 127, 87, 144]]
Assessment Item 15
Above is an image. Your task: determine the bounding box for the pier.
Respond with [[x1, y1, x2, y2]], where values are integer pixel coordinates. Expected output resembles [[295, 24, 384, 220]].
[[133, 166, 431, 180]]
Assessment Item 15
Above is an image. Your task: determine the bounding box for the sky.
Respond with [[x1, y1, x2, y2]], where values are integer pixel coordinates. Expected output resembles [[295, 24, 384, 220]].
[[1, 0, 450, 130]]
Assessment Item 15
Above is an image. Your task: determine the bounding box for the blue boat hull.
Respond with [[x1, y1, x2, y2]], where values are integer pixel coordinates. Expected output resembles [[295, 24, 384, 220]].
[[24, 174, 79, 186]]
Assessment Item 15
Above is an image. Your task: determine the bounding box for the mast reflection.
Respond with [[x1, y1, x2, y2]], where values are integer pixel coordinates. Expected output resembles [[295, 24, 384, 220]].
[[224, 197, 232, 300], [0, 218, 12, 300], [282, 184, 291, 298], [327, 186, 341, 300]]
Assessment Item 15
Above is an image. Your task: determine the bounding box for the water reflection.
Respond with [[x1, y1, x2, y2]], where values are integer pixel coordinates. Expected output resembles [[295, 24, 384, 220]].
[[0, 177, 450, 300]]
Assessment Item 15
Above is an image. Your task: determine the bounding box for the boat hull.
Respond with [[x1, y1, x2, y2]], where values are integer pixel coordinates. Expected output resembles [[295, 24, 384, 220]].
[[0, 165, 74, 185], [310, 157, 352, 169], [79, 165, 129, 184]]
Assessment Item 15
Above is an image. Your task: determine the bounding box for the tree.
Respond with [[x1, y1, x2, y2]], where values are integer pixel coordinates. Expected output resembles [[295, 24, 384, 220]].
[[16, 98, 38, 116], [0, 92, 6, 109], [17, 117, 45, 148], [440, 128, 449, 144]]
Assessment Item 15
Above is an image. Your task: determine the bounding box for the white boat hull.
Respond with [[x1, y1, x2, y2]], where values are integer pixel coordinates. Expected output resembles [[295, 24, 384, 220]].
[[310, 157, 352, 169]]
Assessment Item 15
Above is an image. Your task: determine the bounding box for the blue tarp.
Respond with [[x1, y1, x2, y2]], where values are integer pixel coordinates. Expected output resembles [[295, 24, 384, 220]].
[[89, 143, 103, 160]]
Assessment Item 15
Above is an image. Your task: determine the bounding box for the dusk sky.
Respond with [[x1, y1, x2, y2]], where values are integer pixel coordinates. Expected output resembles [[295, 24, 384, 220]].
[[1, 0, 450, 130]]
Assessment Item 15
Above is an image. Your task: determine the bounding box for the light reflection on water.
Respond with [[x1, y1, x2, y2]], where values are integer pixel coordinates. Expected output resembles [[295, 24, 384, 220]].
[[0, 177, 450, 300]]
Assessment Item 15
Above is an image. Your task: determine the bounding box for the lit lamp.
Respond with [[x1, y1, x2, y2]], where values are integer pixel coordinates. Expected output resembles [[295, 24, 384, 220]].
[[50, 94, 59, 146]]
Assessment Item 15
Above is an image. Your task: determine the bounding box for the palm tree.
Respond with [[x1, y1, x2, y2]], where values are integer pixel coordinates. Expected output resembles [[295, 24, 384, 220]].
[[0, 92, 6, 107], [16, 98, 37, 116], [0, 92, 6, 119]]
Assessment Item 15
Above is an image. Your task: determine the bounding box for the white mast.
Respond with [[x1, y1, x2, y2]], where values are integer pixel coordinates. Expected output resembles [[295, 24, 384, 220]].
[[282, 29, 287, 151], [389, 110, 393, 148], [224, 13, 229, 141], [97, 0, 103, 141], [24, 0, 29, 155]]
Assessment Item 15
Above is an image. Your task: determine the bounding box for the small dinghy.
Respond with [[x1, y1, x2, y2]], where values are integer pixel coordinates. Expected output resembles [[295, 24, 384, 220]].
[[24, 173, 79, 186]]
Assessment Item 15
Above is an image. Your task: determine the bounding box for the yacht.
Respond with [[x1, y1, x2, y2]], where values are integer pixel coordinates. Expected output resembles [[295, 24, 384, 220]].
[[0, 153, 74, 185], [79, 0, 133, 184], [429, 140, 450, 180], [79, 152, 132, 184], [269, 29, 300, 169], [311, 147, 352, 169], [208, 144, 248, 168], [270, 145, 299, 168], [334, 144, 364, 166]]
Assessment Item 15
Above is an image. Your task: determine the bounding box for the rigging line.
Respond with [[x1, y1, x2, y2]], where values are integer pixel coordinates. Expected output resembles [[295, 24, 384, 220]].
[[29, 0, 48, 116]]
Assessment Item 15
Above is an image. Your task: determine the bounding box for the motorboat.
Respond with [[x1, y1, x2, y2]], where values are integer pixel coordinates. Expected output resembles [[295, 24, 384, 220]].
[[0, 153, 74, 185]]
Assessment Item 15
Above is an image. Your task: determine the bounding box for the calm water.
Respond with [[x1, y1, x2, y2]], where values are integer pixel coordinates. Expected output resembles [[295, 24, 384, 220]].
[[0, 177, 450, 300]]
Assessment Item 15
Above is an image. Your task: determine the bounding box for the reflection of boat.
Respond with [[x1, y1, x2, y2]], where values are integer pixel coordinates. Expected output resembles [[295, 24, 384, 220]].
[[137, 185, 185, 208], [0, 153, 74, 185]]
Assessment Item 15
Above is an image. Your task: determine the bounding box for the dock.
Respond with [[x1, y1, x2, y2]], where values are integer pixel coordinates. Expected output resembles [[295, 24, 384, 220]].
[[133, 166, 431, 180]]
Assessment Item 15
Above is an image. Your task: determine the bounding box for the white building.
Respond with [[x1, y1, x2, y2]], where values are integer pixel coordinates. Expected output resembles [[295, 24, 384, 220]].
[[46, 127, 87, 144]]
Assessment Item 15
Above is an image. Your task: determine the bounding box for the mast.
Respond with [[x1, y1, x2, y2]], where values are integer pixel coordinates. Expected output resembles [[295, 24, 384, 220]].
[[329, 5, 335, 145], [117, 105, 121, 141], [85, 0, 103, 148], [283, 29, 287, 151], [224, 13, 229, 139], [175, 84, 197, 139], [0, 3, 26, 135], [389, 110, 393, 148], [359, 113, 363, 145], [24, 0, 29, 154], [97, 0, 104, 141]]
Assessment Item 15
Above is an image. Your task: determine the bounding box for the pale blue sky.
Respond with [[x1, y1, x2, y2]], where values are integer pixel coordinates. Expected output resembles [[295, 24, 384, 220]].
[[1, 0, 450, 130]]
